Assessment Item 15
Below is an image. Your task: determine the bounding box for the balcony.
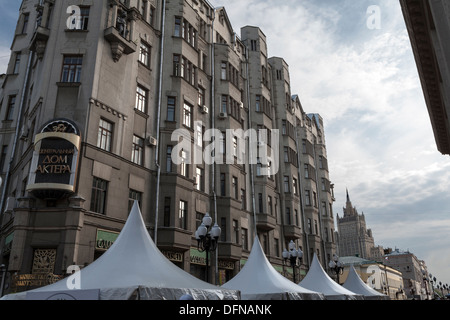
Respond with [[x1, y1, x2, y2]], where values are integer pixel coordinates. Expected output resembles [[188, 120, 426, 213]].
[[256, 213, 277, 231], [218, 242, 242, 261], [283, 225, 302, 240], [156, 227, 192, 251], [30, 26, 50, 59], [104, 26, 136, 62]]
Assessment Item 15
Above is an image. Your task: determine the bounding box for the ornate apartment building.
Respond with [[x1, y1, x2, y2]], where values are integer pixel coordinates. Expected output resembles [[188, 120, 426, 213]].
[[0, 0, 337, 295], [336, 190, 375, 259]]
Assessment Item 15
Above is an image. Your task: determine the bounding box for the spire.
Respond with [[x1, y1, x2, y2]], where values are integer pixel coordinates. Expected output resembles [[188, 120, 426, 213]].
[[346, 188, 350, 202]]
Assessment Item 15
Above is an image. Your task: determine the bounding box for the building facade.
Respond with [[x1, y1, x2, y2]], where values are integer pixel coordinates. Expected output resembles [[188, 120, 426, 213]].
[[383, 249, 431, 300], [339, 255, 406, 300], [400, 0, 450, 155], [0, 0, 337, 295], [336, 190, 375, 259]]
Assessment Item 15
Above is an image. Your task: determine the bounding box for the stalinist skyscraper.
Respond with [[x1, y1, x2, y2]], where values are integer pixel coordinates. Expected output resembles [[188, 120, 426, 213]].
[[336, 190, 375, 259]]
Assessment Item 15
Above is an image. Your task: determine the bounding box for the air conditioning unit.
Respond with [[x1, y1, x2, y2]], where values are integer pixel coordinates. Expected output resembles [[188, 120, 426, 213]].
[[146, 136, 157, 147], [239, 102, 244, 109], [202, 106, 208, 114], [219, 112, 227, 119]]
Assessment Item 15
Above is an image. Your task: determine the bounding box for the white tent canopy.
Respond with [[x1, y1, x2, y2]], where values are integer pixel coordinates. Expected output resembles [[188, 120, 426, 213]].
[[1, 202, 239, 300], [342, 265, 389, 300], [298, 254, 363, 300], [221, 237, 324, 300]]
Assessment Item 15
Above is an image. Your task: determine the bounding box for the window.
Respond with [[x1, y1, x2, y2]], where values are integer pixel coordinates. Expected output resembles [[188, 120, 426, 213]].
[[176, 17, 197, 47], [61, 56, 82, 82], [163, 197, 171, 227], [139, 41, 151, 67], [220, 173, 226, 196], [149, 6, 155, 27], [195, 212, 203, 230], [283, 176, 290, 193], [198, 87, 205, 106], [258, 193, 263, 213], [255, 95, 261, 112], [233, 220, 239, 244], [0, 145, 8, 172], [131, 135, 144, 165], [79, 6, 90, 30], [242, 228, 248, 250], [220, 217, 227, 242], [5, 95, 16, 120], [293, 177, 298, 195], [135, 85, 148, 113], [307, 218, 312, 234], [166, 145, 173, 172], [232, 136, 238, 158], [195, 167, 204, 191], [221, 95, 228, 114], [179, 200, 187, 229], [174, 17, 181, 37], [13, 54, 20, 74], [183, 102, 192, 128], [21, 13, 29, 34], [295, 209, 299, 226], [91, 177, 108, 214], [268, 196, 273, 215], [305, 190, 311, 206], [274, 238, 280, 257], [173, 54, 180, 76], [221, 62, 227, 80], [256, 158, 262, 176], [128, 189, 142, 212], [286, 207, 291, 224], [232, 176, 238, 199], [180, 149, 188, 177], [241, 189, 246, 210], [97, 119, 113, 151], [167, 97, 176, 122], [196, 122, 203, 148]]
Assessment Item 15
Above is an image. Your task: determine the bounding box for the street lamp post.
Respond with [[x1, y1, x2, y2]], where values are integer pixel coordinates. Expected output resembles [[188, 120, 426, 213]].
[[282, 240, 303, 283], [195, 213, 221, 283], [429, 273, 436, 299], [422, 270, 430, 300], [0, 264, 6, 297], [328, 254, 344, 284]]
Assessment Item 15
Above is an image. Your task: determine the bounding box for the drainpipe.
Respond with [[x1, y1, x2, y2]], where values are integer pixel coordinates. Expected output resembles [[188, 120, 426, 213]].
[[210, 8, 219, 285], [154, 0, 166, 244], [312, 137, 328, 270], [294, 124, 310, 268], [0, 50, 34, 218], [244, 48, 257, 241]]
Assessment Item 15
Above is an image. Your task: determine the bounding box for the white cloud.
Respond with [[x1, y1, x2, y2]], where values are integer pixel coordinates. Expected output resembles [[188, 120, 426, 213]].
[[0, 46, 11, 74]]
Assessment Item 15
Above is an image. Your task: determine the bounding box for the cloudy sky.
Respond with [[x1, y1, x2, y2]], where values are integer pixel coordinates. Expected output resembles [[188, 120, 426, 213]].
[[207, 0, 450, 285], [1, 0, 449, 286]]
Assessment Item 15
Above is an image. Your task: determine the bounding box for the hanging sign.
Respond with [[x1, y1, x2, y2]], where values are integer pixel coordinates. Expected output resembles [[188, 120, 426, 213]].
[[27, 119, 81, 198]]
